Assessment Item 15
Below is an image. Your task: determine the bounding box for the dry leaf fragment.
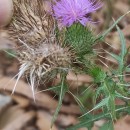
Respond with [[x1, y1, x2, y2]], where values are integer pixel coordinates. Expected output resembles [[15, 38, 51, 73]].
[[12, 95, 30, 108], [0, 94, 12, 114], [0, 94, 12, 107], [0, 106, 24, 129], [57, 114, 77, 127], [0, 77, 81, 114], [36, 111, 58, 130], [3, 111, 35, 130], [114, 116, 130, 130]]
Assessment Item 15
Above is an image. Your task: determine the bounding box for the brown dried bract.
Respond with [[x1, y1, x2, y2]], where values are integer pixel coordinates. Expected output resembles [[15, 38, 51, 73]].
[[8, 0, 54, 45]]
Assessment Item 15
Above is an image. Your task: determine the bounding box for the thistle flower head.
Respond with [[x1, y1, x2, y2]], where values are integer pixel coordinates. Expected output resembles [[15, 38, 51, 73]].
[[7, 0, 77, 99], [52, 0, 102, 27]]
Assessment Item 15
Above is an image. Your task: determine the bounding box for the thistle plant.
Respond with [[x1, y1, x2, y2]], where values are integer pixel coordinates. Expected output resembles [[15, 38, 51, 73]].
[[3, 0, 130, 129]]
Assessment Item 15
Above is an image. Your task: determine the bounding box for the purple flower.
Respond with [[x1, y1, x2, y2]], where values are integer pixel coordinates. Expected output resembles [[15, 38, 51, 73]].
[[52, 0, 102, 27]]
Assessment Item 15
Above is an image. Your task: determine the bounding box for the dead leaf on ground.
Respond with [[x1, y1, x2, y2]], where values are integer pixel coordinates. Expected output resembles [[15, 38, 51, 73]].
[[114, 115, 130, 130], [36, 111, 58, 130], [57, 114, 77, 127], [0, 106, 24, 129], [0, 94, 12, 114], [0, 105, 35, 130], [12, 95, 30, 108], [0, 77, 81, 115]]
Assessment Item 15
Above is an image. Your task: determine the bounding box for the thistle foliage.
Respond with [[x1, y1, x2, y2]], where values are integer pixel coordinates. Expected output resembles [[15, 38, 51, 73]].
[[67, 12, 130, 130]]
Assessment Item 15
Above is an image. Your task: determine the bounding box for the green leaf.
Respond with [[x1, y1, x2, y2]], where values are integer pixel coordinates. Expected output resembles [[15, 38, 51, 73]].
[[115, 91, 130, 100], [67, 106, 130, 130], [95, 85, 104, 99], [99, 121, 114, 130], [108, 95, 116, 120], [36, 85, 61, 95], [69, 91, 86, 113], [67, 96, 111, 130], [66, 114, 94, 130], [51, 75, 68, 128], [107, 52, 121, 62], [67, 111, 110, 130], [115, 24, 127, 81], [116, 25, 127, 59], [89, 67, 106, 83], [97, 11, 130, 41], [80, 97, 109, 118], [4, 50, 16, 58], [125, 67, 130, 72]]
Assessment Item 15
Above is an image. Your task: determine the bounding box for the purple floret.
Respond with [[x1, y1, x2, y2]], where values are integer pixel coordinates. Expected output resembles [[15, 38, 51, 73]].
[[52, 0, 102, 27]]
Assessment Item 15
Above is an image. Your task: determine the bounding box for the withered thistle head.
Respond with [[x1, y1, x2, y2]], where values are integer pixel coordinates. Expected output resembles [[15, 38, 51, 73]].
[[7, 0, 76, 97]]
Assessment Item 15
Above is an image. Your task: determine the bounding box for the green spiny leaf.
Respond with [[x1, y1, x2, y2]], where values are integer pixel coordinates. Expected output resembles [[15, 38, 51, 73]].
[[36, 85, 61, 95], [97, 11, 130, 41], [88, 67, 106, 83], [116, 25, 127, 59], [67, 106, 130, 130], [107, 52, 121, 62], [116, 25, 127, 77], [51, 74, 68, 128], [99, 121, 114, 130], [108, 95, 116, 120], [80, 97, 110, 118], [69, 91, 86, 113]]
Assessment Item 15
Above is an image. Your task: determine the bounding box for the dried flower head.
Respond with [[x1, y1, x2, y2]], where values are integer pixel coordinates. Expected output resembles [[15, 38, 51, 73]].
[[52, 0, 102, 27], [15, 38, 74, 100], [6, 0, 76, 98]]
